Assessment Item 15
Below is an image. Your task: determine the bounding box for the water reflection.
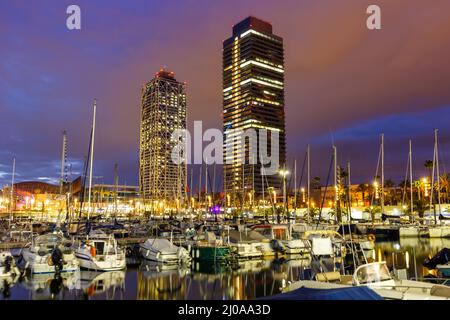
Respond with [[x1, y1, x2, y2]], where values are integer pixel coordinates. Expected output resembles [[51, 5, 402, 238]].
[[22, 272, 80, 300], [80, 271, 126, 300], [374, 239, 449, 280], [3, 239, 450, 300]]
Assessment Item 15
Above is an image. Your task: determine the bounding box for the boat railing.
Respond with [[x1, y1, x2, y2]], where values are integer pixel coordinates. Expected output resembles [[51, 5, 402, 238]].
[[409, 277, 450, 286]]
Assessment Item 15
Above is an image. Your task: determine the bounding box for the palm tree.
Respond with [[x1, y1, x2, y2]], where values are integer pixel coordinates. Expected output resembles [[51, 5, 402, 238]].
[[440, 173, 450, 203], [424, 160, 433, 179], [385, 179, 395, 204], [357, 183, 368, 205], [364, 206, 381, 225], [311, 177, 321, 190], [412, 198, 429, 223], [414, 180, 423, 200]]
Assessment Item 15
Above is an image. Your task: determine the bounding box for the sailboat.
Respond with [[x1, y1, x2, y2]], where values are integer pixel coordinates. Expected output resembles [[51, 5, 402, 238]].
[[427, 129, 450, 238], [399, 139, 429, 238], [73, 100, 126, 272], [367, 134, 400, 240]]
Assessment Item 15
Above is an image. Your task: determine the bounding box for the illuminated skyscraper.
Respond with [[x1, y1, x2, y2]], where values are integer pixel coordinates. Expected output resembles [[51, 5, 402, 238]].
[[223, 17, 286, 203], [139, 69, 187, 207]]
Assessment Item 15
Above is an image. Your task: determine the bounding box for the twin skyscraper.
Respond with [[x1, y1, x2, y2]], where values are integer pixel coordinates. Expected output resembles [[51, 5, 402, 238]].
[[139, 16, 286, 209]]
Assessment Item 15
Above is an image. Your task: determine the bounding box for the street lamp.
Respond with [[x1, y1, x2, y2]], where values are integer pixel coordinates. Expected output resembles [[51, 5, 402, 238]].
[[279, 169, 290, 219]]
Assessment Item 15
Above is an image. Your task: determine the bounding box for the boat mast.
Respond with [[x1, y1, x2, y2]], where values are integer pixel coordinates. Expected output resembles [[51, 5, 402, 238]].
[[409, 140, 413, 217], [114, 163, 119, 219], [347, 161, 351, 222], [205, 158, 208, 213], [431, 129, 441, 224], [9, 157, 16, 228], [381, 134, 385, 214], [294, 159, 297, 215], [307, 144, 310, 224], [60, 130, 67, 195], [333, 145, 338, 224], [261, 165, 265, 213], [87, 99, 97, 221]]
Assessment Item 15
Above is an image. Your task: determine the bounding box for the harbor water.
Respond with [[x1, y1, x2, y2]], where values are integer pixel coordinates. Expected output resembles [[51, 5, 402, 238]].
[[1, 238, 448, 300]]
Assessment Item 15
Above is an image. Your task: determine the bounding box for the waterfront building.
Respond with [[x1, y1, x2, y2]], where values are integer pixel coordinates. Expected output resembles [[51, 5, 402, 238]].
[[222, 17, 286, 205], [139, 69, 187, 209]]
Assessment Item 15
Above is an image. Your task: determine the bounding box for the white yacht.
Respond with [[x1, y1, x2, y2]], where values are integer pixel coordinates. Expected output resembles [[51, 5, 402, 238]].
[[429, 225, 450, 238], [139, 238, 192, 265], [74, 231, 126, 271], [283, 262, 450, 300], [399, 225, 429, 238], [21, 232, 79, 274], [252, 224, 310, 256], [227, 229, 263, 259]]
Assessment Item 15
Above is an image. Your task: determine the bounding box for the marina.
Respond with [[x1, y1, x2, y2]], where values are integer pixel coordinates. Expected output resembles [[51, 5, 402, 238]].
[[0, 229, 449, 300]]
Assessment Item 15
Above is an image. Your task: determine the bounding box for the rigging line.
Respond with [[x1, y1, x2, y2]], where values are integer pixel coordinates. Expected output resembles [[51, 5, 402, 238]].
[[402, 145, 410, 206], [298, 151, 307, 192], [79, 128, 92, 220], [316, 151, 334, 229], [370, 143, 382, 207]]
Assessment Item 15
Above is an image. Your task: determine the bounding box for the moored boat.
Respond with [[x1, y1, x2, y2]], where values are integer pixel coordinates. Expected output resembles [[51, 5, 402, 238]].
[[21, 232, 79, 274], [139, 238, 191, 265], [74, 231, 126, 271]]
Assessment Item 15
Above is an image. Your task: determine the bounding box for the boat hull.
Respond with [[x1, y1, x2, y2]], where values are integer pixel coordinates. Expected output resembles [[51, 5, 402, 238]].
[[75, 252, 126, 272], [22, 249, 79, 274], [190, 246, 230, 261]]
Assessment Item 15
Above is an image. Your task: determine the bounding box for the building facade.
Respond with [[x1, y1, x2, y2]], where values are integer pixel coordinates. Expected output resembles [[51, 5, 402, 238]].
[[139, 69, 187, 206], [223, 17, 286, 204]]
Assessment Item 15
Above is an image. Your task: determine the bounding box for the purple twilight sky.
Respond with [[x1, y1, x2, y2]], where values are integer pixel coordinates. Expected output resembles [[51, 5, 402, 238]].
[[1, 0, 450, 189]]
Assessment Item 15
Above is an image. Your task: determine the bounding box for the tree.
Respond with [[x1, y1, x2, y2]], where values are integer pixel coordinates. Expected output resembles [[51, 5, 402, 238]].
[[311, 177, 321, 190], [364, 206, 381, 225], [385, 179, 395, 205], [357, 183, 368, 205], [424, 160, 433, 179], [413, 198, 430, 223], [440, 173, 450, 203]]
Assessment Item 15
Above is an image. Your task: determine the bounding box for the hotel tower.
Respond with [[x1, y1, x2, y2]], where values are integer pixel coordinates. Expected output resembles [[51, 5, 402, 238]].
[[139, 69, 187, 208], [223, 16, 286, 204]]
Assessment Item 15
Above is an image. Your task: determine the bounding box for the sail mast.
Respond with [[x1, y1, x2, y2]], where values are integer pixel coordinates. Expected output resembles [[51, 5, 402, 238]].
[[409, 140, 413, 216], [9, 157, 16, 228], [333, 145, 338, 223], [381, 134, 385, 214], [87, 99, 97, 221], [60, 131, 67, 195], [307, 145, 311, 224], [294, 159, 297, 214]]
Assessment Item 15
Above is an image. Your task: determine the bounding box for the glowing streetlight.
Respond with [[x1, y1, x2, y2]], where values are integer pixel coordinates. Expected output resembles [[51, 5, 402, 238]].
[[279, 169, 289, 216]]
